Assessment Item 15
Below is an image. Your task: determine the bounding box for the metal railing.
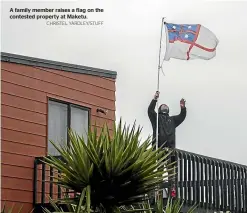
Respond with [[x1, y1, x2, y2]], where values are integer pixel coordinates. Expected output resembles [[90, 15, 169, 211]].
[[33, 150, 247, 213], [174, 149, 247, 213], [33, 156, 76, 207]]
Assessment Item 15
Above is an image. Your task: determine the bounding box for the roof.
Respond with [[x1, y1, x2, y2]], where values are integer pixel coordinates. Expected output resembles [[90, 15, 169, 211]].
[[1, 52, 117, 79]]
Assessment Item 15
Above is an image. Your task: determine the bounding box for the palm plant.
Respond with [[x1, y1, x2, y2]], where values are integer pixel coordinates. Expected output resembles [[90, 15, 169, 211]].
[[44, 195, 198, 213], [43, 120, 175, 212], [164, 197, 197, 213], [1, 202, 33, 213], [119, 194, 198, 213]]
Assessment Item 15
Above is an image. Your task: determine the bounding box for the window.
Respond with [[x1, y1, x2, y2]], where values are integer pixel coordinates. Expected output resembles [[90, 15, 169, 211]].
[[48, 99, 90, 156]]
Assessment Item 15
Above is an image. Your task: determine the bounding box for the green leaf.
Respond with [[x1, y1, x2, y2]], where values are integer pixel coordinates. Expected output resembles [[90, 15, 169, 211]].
[[42, 119, 173, 212]]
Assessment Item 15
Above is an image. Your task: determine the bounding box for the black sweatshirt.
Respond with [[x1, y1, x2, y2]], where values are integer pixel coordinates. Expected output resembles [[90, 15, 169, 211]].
[[148, 99, 186, 148]]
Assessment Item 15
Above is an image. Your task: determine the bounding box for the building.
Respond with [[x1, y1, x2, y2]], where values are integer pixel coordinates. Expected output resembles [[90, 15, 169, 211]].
[[1, 52, 117, 212], [1, 52, 247, 213]]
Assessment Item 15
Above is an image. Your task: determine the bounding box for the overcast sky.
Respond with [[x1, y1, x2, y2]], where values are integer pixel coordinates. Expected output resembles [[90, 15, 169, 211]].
[[1, 0, 247, 165]]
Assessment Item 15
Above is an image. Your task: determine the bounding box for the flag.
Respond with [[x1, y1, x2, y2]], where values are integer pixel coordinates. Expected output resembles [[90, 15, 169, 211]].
[[161, 22, 219, 61]]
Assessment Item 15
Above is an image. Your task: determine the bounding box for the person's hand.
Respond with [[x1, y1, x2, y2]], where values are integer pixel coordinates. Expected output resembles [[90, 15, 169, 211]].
[[180, 98, 186, 108], [154, 91, 160, 100]]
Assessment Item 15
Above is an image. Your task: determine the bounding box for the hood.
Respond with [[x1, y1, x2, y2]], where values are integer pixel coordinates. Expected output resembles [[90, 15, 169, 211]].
[[158, 104, 169, 114]]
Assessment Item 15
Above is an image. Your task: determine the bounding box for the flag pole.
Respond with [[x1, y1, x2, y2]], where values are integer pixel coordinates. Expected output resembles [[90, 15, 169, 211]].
[[155, 16, 165, 202], [156, 17, 164, 152]]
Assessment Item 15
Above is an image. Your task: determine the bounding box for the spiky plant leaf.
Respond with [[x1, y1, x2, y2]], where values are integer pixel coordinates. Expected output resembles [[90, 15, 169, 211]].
[[165, 197, 198, 213], [43, 119, 176, 212], [1, 202, 33, 213]]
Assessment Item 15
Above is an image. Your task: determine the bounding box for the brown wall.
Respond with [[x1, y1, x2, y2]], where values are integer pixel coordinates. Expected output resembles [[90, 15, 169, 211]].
[[1, 61, 116, 212]]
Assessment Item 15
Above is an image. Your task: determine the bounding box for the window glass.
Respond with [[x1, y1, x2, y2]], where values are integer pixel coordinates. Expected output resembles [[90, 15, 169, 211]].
[[71, 106, 89, 143], [48, 100, 68, 155]]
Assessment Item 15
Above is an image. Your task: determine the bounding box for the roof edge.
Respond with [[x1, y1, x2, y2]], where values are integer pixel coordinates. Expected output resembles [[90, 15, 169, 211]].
[[1, 52, 117, 79]]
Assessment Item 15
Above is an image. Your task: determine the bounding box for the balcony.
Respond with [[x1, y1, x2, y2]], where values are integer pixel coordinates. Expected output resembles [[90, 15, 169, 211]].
[[33, 149, 247, 213]]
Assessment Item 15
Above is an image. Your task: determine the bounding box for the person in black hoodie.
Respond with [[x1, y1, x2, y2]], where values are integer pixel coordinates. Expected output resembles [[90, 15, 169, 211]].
[[148, 91, 187, 197], [148, 91, 187, 149]]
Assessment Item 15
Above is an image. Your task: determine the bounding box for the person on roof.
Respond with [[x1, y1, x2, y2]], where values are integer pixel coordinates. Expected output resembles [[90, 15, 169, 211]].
[[148, 91, 187, 198], [148, 91, 187, 149]]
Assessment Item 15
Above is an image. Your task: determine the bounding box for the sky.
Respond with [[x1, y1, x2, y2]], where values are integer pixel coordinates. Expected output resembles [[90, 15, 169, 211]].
[[1, 0, 247, 165]]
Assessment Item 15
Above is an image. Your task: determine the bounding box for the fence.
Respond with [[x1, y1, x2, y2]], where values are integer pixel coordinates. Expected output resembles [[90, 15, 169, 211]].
[[33, 149, 247, 213], [174, 149, 247, 213]]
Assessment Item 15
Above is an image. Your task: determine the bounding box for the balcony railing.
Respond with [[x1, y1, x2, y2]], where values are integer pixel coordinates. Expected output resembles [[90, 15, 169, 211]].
[[33, 149, 247, 213], [174, 149, 247, 213]]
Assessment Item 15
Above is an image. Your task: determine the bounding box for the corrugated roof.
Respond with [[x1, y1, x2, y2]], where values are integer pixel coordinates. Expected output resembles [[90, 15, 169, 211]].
[[1, 52, 117, 79]]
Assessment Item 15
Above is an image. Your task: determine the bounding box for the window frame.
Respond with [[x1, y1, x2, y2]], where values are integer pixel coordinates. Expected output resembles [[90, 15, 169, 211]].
[[47, 97, 91, 155]]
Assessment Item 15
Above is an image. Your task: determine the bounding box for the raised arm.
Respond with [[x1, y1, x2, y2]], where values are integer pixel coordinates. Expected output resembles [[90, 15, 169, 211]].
[[173, 98, 187, 127], [148, 91, 159, 125]]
